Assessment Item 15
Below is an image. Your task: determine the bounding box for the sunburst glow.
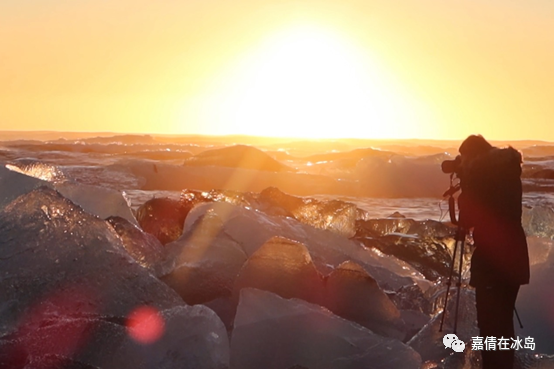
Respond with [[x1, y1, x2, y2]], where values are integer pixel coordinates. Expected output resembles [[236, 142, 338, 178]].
[[184, 25, 429, 139]]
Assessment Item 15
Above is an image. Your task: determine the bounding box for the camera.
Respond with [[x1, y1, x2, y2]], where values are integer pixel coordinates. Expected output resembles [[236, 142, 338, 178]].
[[441, 155, 462, 175]]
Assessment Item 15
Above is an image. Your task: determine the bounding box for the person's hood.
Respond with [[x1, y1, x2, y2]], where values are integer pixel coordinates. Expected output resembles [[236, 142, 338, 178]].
[[486, 146, 523, 168], [468, 146, 523, 179]]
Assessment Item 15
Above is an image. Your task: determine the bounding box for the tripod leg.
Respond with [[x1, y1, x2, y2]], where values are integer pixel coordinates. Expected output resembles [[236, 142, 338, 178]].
[[514, 308, 524, 329], [439, 229, 461, 332], [453, 234, 465, 334]]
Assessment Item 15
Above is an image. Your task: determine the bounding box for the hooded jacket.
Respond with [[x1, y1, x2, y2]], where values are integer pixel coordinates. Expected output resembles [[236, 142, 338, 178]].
[[458, 146, 530, 287]]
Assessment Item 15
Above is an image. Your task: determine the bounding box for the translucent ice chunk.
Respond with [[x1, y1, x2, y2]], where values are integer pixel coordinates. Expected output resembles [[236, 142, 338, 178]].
[[526, 236, 554, 266], [1, 306, 229, 369], [233, 236, 323, 304], [1, 165, 138, 226], [55, 181, 138, 227], [136, 197, 191, 244], [162, 210, 248, 305], [234, 237, 408, 339], [230, 288, 421, 369], [323, 260, 406, 340], [522, 205, 554, 240], [106, 216, 171, 277], [184, 202, 420, 292], [0, 187, 229, 368], [357, 218, 454, 239], [408, 288, 478, 363], [0, 164, 52, 210], [513, 255, 554, 354], [257, 187, 358, 237], [6, 160, 66, 182]]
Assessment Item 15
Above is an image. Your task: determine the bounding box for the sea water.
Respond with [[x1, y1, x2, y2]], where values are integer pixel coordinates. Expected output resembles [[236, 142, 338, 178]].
[[1, 133, 553, 219]]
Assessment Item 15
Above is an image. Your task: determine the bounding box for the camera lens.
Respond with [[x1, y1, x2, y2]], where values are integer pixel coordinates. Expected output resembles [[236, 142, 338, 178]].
[[441, 159, 456, 174]]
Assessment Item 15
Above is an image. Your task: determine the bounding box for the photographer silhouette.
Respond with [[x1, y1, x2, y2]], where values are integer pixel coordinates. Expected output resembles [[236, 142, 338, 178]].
[[453, 135, 530, 368]]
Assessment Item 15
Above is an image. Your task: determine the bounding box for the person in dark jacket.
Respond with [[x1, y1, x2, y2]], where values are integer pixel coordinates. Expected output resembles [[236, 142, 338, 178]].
[[457, 135, 530, 369]]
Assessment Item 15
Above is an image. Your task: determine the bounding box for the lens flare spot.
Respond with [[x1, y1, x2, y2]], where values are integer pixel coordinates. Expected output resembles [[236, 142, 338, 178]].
[[126, 306, 165, 344]]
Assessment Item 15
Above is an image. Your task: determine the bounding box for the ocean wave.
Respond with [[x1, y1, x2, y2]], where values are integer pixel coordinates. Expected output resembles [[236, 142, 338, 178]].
[[1, 141, 199, 158], [2, 140, 554, 200]]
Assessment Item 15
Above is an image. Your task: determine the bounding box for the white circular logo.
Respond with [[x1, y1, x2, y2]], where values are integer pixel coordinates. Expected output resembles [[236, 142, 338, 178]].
[[451, 339, 466, 353], [443, 333, 458, 349]]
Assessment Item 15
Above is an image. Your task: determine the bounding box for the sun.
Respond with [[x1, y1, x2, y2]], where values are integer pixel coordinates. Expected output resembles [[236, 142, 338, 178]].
[[181, 24, 427, 139]]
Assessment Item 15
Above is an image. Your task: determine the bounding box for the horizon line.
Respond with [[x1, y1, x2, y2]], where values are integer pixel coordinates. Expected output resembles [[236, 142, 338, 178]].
[[1, 129, 553, 144]]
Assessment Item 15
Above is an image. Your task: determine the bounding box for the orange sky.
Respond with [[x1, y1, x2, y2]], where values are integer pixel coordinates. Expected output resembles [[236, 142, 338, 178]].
[[1, 0, 553, 141]]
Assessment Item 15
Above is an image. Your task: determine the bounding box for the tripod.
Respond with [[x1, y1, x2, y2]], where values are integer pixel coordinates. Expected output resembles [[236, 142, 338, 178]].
[[439, 177, 465, 333]]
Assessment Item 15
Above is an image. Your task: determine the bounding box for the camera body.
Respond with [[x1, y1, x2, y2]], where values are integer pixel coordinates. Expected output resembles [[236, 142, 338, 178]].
[[441, 155, 463, 176]]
